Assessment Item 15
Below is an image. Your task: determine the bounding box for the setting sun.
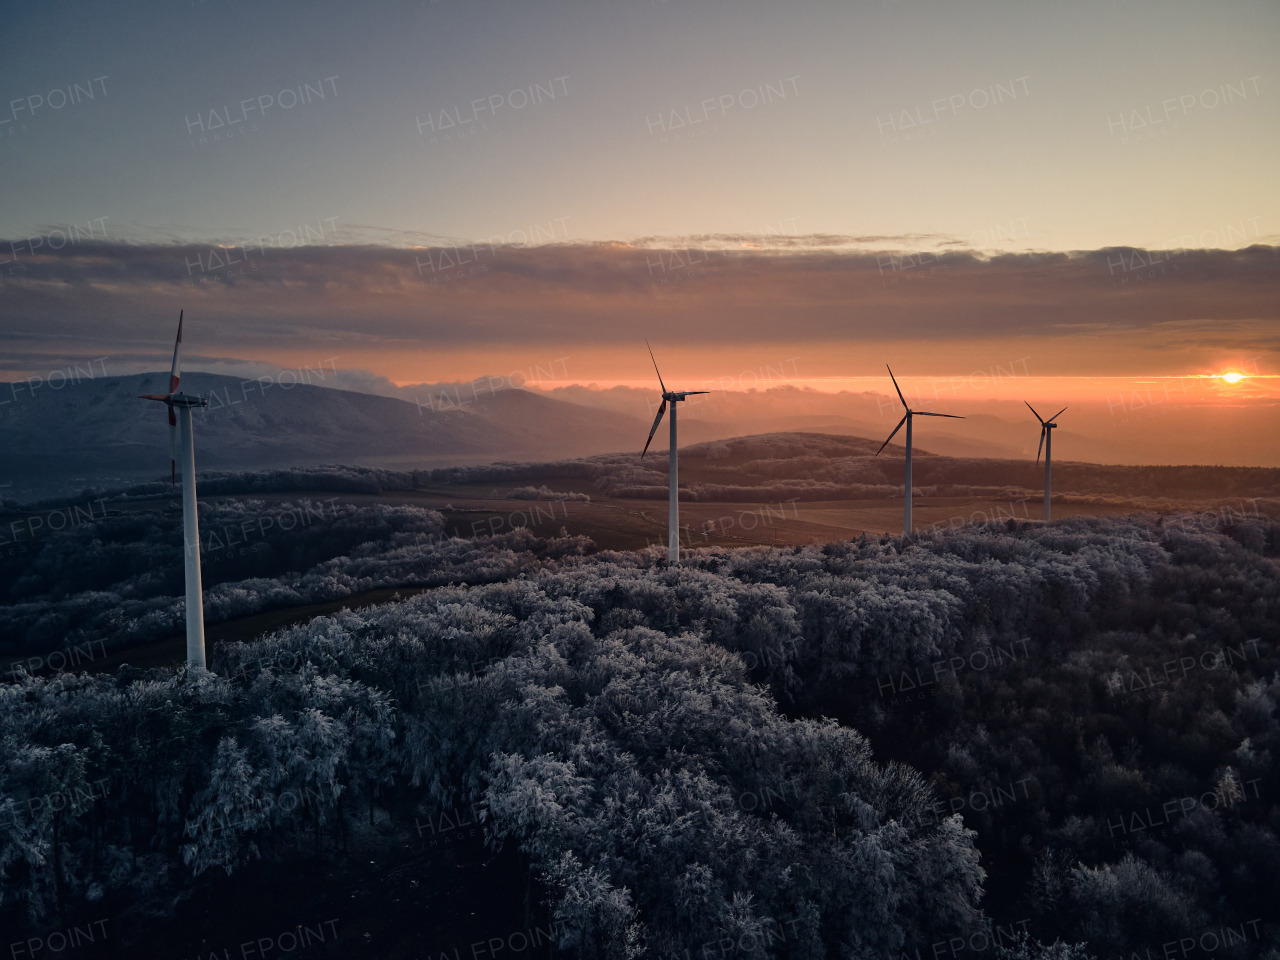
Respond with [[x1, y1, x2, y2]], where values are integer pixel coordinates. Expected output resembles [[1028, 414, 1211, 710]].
[[1222, 372, 1246, 383]]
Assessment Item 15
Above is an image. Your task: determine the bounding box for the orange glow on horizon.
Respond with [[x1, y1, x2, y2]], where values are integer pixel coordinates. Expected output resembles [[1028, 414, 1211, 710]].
[[146, 340, 1275, 404]]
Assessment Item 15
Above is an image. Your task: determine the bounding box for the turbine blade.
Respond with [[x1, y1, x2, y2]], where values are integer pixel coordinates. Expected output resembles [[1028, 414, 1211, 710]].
[[138, 394, 172, 401], [169, 310, 184, 393], [684, 391, 711, 395], [1024, 401, 1045, 424], [886, 365, 909, 411], [170, 421, 177, 485], [641, 399, 667, 458], [913, 412, 965, 418], [875, 414, 908, 457], [1036, 426, 1045, 465], [645, 340, 666, 395], [1047, 406, 1067, 423]]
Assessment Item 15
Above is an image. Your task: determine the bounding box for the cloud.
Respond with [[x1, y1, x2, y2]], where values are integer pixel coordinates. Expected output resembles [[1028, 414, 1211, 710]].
[[0, 239, 1276, 370]]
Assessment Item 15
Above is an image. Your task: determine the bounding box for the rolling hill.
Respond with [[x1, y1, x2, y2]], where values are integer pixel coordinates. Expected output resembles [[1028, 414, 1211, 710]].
[[0, 373, 649, 498]]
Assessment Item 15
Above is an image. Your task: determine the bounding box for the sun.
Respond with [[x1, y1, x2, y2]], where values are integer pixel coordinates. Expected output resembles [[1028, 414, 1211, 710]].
[[1221, 372, 1245, 384]]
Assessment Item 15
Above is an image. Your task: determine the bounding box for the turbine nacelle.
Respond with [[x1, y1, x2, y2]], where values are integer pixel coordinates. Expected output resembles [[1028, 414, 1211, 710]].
[[641, 340, 708, 459], [1025, 402, 1067, 466], [875, 365, 965, 458]]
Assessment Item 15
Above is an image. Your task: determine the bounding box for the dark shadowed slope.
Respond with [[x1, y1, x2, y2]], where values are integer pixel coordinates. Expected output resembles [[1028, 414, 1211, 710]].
[[0, 374, 648, 497]]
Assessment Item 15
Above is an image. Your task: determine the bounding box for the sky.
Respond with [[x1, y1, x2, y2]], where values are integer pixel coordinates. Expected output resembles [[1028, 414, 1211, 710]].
[[1, 0, 1278, 430]]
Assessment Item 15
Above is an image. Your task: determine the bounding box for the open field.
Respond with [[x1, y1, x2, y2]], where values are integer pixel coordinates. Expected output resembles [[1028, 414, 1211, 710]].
[[166, 473, 1267, 553]]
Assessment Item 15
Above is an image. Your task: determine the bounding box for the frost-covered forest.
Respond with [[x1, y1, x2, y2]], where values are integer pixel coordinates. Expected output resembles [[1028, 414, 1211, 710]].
[[1, 503, 1277, 959], [0, 498, 587, 658]]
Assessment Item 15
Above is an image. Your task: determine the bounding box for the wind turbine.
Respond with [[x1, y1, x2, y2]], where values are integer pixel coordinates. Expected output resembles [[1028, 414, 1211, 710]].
[[640, 342, 708, 563], [1025, 402, 1066, 521], [875, 366, 964, 536], [139, 311, 210, 669]]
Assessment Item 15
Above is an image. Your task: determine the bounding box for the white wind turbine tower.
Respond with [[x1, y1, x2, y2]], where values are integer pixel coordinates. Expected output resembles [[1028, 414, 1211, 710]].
[[640, 342, 709, 564], [139, 311, 210, 669], [1025, 402, 1066, 521], [875, 365, 965, 536]]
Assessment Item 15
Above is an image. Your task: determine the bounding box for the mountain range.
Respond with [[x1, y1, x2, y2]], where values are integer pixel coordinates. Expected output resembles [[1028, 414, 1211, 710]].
[[0, 373, 1007, 500], [0, 373, 650, 499], [5, 371, 1274, 501]]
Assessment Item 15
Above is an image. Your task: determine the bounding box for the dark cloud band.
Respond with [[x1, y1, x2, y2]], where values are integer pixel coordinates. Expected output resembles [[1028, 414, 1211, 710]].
[[1, 240, 1275, 360]]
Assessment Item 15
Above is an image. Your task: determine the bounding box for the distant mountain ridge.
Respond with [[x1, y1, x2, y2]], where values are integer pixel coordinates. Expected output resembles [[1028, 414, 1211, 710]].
[[531, 384, 1280, 469], [11, 374, 1273, 503], [0, 373, 649, 498]]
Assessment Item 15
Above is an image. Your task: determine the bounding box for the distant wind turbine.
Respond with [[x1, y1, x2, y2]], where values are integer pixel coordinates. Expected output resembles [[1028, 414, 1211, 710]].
[[640, 342, 708, 564], [875, 366, 965, 536], [1025, 402, 1066, 521], [139, 311, 210, 669]]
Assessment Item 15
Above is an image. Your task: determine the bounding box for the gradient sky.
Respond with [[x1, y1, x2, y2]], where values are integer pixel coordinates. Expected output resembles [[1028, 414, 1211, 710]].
[[3, 0, 1277, 248], [2, 0, 1278, 419]]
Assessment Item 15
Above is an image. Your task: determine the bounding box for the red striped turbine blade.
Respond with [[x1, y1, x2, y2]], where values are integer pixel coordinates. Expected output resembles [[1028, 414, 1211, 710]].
[[169, 310, 183, 393]]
